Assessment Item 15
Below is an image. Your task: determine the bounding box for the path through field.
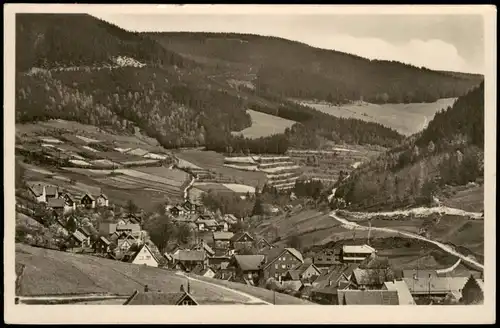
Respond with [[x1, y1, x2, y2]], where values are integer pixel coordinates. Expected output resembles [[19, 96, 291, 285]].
[[330, 210, 484, 270], [175, 272, 271, 305]]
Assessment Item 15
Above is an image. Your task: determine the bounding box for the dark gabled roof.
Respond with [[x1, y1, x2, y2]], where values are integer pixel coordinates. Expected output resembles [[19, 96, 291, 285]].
[[175, 250, 206, 262], [352, 268, 396, 286], [99, 236, 111, 245], [99, 193, 108, 200], [81, 193, 95, 201], [79, 226, 92, 237], [27, 183, 44, 197], [314, 263, 359, 289], [232, 255, 266, 271], [337, 290, 399, 305], [285, 270, 302, 281], [124, 291, 198, 305], [261, 247, 304, 269], [213, 231, 234, 240], [47, 198, 65, 208], [45, 185, 58, 196], [258, 238, 273, 247], [71, 230, 87, 243], [231, 232, 255, 243]]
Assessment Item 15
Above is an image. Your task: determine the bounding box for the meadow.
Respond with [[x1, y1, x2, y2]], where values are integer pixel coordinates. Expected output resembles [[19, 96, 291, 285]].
[[231, 109, 296, 139], [297, 98, 457, 136]]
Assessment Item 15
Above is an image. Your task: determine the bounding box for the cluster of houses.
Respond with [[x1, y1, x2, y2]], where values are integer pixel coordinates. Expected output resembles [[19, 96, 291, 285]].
[[307, 244, 484, 305], [27, 182, 109, 213]]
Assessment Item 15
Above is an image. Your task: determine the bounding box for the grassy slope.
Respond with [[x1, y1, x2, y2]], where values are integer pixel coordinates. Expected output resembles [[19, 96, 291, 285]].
[[186, 274, 313, 305], [231, 109, 296, 139], [15, 244, 250, 304], [298, 98, 457, 136]]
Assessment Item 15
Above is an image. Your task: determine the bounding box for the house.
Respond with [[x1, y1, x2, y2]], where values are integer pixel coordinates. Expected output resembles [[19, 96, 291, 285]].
[[257, 238, 273, 251], [223, 214, 239, 225], [196, 219, 219, 232], [66, 230, 88, 250], [192, 265, 216, 278], [350, 268, 398, 290], [76, 227, 92, 247], [124, 244, 160, 267], [173, 250, 207, 272], [58, 193, 77, 212], [313, 249, 340, 269], [213, 231, 235, 249], [383, 280, 415, 305], [80, 193, 96, 209], [93, 236, 111, 254], [181, 200, 196, 214], [96, 193, 109, 207], [312, 263, 358, 290], [230, 232, 255, 251], [341, 244, 376, 263], [261, 247, 304, 282], [208, 254, 231, 268], [27, 183, 47, 203], [124, 290, 198, 305], [45, 185, 59, 200], [169, 206, 184, 217], [403, 276, 469, 304], [116, 223, 141, 235], [310, 280, 353, 304], [284, 262, 322, 284], [337, 290, 400, 305], [216, 221, 229, 232], [47, 198, 65, 212], [228, 255, 265, 285], [115, 234, 138, 254], [193, 241, 215, 257], [461, 275, 484, 305]]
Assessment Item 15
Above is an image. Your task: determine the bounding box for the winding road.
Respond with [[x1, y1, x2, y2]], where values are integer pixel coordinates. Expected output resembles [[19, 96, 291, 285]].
[[330, 211, 484, 270]]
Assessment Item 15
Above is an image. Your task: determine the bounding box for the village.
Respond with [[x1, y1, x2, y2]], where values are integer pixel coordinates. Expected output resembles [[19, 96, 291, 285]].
[[15, 179, 484, 306]]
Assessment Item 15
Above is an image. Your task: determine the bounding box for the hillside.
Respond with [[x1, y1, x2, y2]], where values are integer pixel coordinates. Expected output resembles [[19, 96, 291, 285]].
[[334, 82, 485, 211], [149, 32, 483, 105], [16, 14, 477, 154], [15, 243, 311, 305]]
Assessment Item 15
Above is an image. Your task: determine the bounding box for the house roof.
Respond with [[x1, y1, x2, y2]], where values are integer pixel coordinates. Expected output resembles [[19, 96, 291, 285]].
[[124, 291, 198, 305], [27, 183, 44, 197], [71, 230, 87, 243], [312, 280, 352, 295], [233, 255, 266, 271], [176, 250, 206, 262], [403, 277, 468, 294], [99, 193, 108, 200], [383, 281, 415, 305], [292, 262, 321, 276], [45, 185, 58, 196], [261, 247, 304, 269], [199, 219, 218, 227], [313, 263, 358, 289], [352, 268, 396, 286], [196, 241, 215, 255], [47, 198, 65, 208], [342, 244, 375, 254], [82, 193, 95, 201], [213, 231, 235, 240], [258, 238, 273, 247], [337, 290, 399, 305], [99, 236, 111, 245], [78, 226, 92, 237], [231, 232, 254, 243], [402, 269, 438, 279], [116, 224, 141, 232], [163, 253, 173, 261], [128, 244, 161, 264]]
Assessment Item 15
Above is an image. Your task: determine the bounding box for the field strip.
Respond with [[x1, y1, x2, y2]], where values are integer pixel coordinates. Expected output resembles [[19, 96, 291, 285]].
[[175, 272, 271, 305], [330, 211, 484, 270], [341, 206, 483, 220]]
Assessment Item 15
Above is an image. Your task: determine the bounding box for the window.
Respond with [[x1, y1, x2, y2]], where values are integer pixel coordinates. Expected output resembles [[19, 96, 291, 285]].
[[146, 255, 151, 260], [281, 264, 286, 269], [275, 264, 278, 269], [181, 300, 192, 305]]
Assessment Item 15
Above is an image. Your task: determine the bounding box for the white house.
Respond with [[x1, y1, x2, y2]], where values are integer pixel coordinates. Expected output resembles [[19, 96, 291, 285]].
[[341, 244, 376, 263], [96, 193, 109, 207], [127, 244, 160, 267]]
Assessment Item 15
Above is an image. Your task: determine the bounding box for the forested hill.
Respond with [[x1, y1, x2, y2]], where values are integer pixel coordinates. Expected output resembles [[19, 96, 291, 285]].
[[334, 82, 485, 211], [15, 13, 408, 152], [148, 32, 483, 104]]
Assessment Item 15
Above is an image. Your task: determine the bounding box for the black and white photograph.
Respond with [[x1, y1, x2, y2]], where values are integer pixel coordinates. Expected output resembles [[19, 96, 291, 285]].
[[4, 4, 496, 324]]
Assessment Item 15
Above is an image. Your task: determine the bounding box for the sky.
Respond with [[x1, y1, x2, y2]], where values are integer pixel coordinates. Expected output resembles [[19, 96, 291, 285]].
[[91, 12, 485, 74]]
